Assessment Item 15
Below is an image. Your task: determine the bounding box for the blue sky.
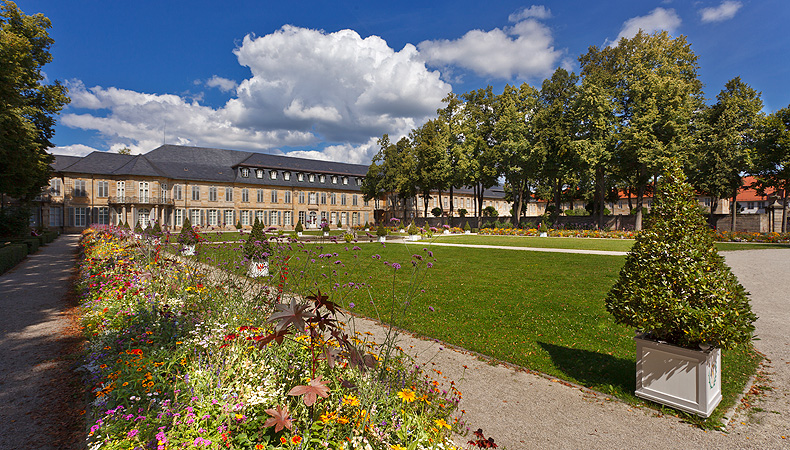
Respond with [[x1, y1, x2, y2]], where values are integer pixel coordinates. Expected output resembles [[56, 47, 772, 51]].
[[14, 0, 790, 164]]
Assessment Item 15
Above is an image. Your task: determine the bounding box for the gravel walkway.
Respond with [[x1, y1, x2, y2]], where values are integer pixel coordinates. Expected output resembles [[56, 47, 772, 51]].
[[0, 234, 81, 450]]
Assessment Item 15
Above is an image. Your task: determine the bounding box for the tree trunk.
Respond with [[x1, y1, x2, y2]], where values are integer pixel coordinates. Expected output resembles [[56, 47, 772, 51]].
[[627, 186, 633, 213], [635, 184, 645, 231], [513, 179, 525, 226], [596, 166, 605, 230], [782, 188, 788, 233], [476, 183, 484, 229], [449, 186, 455, 227], [730, 189, 738, 232], [710, 197, 719, 229]]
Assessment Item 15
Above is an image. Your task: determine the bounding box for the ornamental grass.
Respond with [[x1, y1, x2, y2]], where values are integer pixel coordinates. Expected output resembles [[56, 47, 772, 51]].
[[77, 226, 462, 450]]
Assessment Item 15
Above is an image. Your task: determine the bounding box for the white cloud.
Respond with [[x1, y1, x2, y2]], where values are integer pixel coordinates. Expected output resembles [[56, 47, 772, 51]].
[[285, 138, 379, 165], [61, 26, 450, 164], [418, 17, 563, 80], [205, 75, 238, 92], [607, 7, 681, 46], [50, 144, 99, 157], [508, 5, 552, 22], [699, 1, 742, 23]]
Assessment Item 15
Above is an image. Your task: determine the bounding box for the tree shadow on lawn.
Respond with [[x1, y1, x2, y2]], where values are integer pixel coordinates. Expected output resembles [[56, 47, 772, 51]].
[[537, 341, 635, 395]]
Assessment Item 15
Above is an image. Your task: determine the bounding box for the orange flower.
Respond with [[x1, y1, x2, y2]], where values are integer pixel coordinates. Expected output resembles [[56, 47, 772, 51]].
[[291, 436, 302, 445]]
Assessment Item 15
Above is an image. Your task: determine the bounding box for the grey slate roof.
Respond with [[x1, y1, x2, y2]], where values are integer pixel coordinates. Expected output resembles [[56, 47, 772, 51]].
[[50, 155, 82, 172]]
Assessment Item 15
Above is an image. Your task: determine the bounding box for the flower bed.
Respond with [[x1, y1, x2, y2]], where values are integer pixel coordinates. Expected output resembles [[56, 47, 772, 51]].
[[479, 227, 790, 243], [77, 228, 462, 449], [714, 230, 790, 243]]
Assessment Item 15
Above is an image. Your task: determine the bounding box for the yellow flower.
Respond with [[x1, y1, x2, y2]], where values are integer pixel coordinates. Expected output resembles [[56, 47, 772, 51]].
[[397, 389, 416, 403], [434, 418, 451, 430], [336, 416, 349, 424], [342, 395, 360, 407], [391, 446, 406, 450]]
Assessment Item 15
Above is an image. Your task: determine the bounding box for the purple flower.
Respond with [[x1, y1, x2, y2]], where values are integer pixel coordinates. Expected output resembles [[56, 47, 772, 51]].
[[349, 302, 355, 309], [427, 262, 433, 268], [127, 429, 139, 438], [392, 263, 401, 270], [429, 306, 435, 312]]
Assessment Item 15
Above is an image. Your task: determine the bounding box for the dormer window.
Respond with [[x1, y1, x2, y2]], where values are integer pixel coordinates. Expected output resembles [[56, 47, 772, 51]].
[[297, 173, 304, 182], [256, 169, 264, 179], [331, 176, 338, 184], [308, 174, 315, 182], [356, 177, 361, 185], [284, 171, 291, 181], [342, 177, 348, 185], [319, 175, 325, 183], [240, 168, 250, 178], [270, 170, 278, 180]]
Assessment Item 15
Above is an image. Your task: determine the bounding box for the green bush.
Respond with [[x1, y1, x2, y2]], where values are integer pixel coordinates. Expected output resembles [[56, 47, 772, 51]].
[[407, 222, 419, 235], [458, 208, 468, 218], [376, 225, 388, 237], [294, 220, 304, 233], [605, 160, 756, 350], [322, 222, 330, 233], [0, 243, 28, 275], [177, 218, 199, 246], [244, 217, 270, 260], [431, 207, 442, 217], [464, 221, 471, 231], [235, 219, 242, 230], [134, 221, 144, 234], [483, 206, 498, 217]]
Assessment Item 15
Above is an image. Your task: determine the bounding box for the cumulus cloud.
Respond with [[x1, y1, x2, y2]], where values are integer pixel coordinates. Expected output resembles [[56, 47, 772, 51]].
[[59, 26, 451, 164], [418, 15, 563, 80], [50, 144, 99, 157], [205, 75, 238, 92], [607, 7, 681, 46], [285, 138, 380, 165], [699, 1, 742, 23], [508, 5, 552, 22]]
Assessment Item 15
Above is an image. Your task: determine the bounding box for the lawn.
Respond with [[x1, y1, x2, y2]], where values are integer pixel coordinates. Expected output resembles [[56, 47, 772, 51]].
[[186, 238, 761, 425], [429, 234, 790, 252]]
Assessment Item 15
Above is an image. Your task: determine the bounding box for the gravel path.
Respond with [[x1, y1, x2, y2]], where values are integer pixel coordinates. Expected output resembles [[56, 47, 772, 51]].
[[0, 234, 81, 450]]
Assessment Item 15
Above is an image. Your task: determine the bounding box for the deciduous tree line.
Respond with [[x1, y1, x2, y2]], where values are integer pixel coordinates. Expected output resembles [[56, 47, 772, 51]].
[[361, 30, 790, 232]]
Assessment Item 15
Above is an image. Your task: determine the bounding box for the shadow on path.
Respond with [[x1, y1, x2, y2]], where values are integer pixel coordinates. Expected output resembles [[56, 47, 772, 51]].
[[537, 341, 635, 394]]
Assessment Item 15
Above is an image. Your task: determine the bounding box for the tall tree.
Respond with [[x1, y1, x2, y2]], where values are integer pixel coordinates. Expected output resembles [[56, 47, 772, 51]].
[[534, 68, 580, 223], [494, 82, 541, 225], [691, 77, 763, 231], [461, 86, 500, 228], [0, 1, 69, 202], [361, 135, 416, 221], [580, 30, 704, 230], [753, 107, 790, 232], [438, 92, 468, 225], [411, 118, 449, 219]]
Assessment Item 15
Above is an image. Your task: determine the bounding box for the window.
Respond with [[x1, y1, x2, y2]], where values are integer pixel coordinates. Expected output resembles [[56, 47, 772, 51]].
[[225, 187, 233, 202], [319, 175, 325, 183], [192, 186, 200, 201], [332, 176, 338, 184], [309, 174, 315, 183], [356, 178, 362, 186], [269, 170, 278, 180], [298, 211, 306, 226], [299, 191, 305, 204], [175, 209, 183, 227], [139, 182, 149, 202], [161, 183, 168, 200], [342, 177, 348, 185], [330, 193, 336, 205], [74, 207, 87, 227], [241, 167, 250, 178], [364, 199, 369, 207], [208, 209, 218, 226], [297, 173, 304, 182], [283, 211, 292, 227], [190, 209, 201, 226], [352, 212, 359, 226], [284, 191, 292, 204], [92, 181, 107, 198], [284, 172, 291, 181], [309, 192, 317, 205], [49, 206, 62, 226], [50, 179, 61, 195], [209, 186, 218, 202], [271, 189, 278, 203], [224, 210, 234, 226], [321, 192, 326, 204], [341, 212, 347, 225], [255, 210, 264, 224], [241, 210, 250, 226], [97, 207, 109, 225], [352, 195, 358, 206], [256, 169, 264, 179], [257, 189, 264, 203], [242, 189, 249, 202], [341, 194, 347, 206], [73, 180, 87, 197], [174, 184, 182, 201], [330, 212, 337, 224]]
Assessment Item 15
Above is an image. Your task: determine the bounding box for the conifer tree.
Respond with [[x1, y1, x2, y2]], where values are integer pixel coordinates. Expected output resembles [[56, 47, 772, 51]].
[[605, 159, 756, 349], [244, 216, 269, 260]]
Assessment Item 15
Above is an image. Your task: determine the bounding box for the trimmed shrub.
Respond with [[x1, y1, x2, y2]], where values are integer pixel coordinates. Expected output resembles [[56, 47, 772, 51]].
[[605, 160, 756, 350], [0, 243, 28, 275], [177, 218, 199, 246], [463, 221, 471, 232], [407, 222, 419, 235], [376, 225, 387, 237], [294, 220, 304, 233], [244, 217, 270, 260]]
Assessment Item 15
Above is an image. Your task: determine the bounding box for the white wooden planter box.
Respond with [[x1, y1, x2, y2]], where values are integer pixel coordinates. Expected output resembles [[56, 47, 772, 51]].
[[297, 232, 303, 237], [181, 244, 196, 256], [539, 232, 548, 237], [634, 334, 721, 418], [407, 234, 421, 241], [442, 230, 450, 234], [323, 232, 330, 237], [464, 230, 471, 234], [248, 259, 269, 277], [378, 236, 386, 243]]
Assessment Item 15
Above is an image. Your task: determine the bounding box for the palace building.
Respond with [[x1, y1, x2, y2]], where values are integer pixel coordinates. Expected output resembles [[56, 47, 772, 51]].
[[45, 145, 377, 233]]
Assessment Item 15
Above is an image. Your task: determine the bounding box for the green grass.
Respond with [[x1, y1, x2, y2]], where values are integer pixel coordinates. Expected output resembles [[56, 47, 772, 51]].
[[189, 238, 761, 425], [430, 234, 790, 252]]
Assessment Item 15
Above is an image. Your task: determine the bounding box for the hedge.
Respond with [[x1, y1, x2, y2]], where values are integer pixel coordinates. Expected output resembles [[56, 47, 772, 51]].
[[0, 244, 28, 275]]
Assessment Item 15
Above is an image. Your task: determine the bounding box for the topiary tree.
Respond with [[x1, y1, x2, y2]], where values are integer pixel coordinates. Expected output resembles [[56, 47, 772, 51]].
[[431, 207, 442, 217], [605, 159, 756, 350], [321, 222, 330, 233], [407, 221, 419, 235], [134, 220, 144, 234], [336, 219, 342, 229], [244, 217, 270, 260], [458, 208, 468, 218], [235, 219, 242, 230], [376, 224, 387, 237], [151, 221, 162, 237], [294, 220, 304, 233], [464, 221, 471, 232], [177, 217, 199, 246]]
